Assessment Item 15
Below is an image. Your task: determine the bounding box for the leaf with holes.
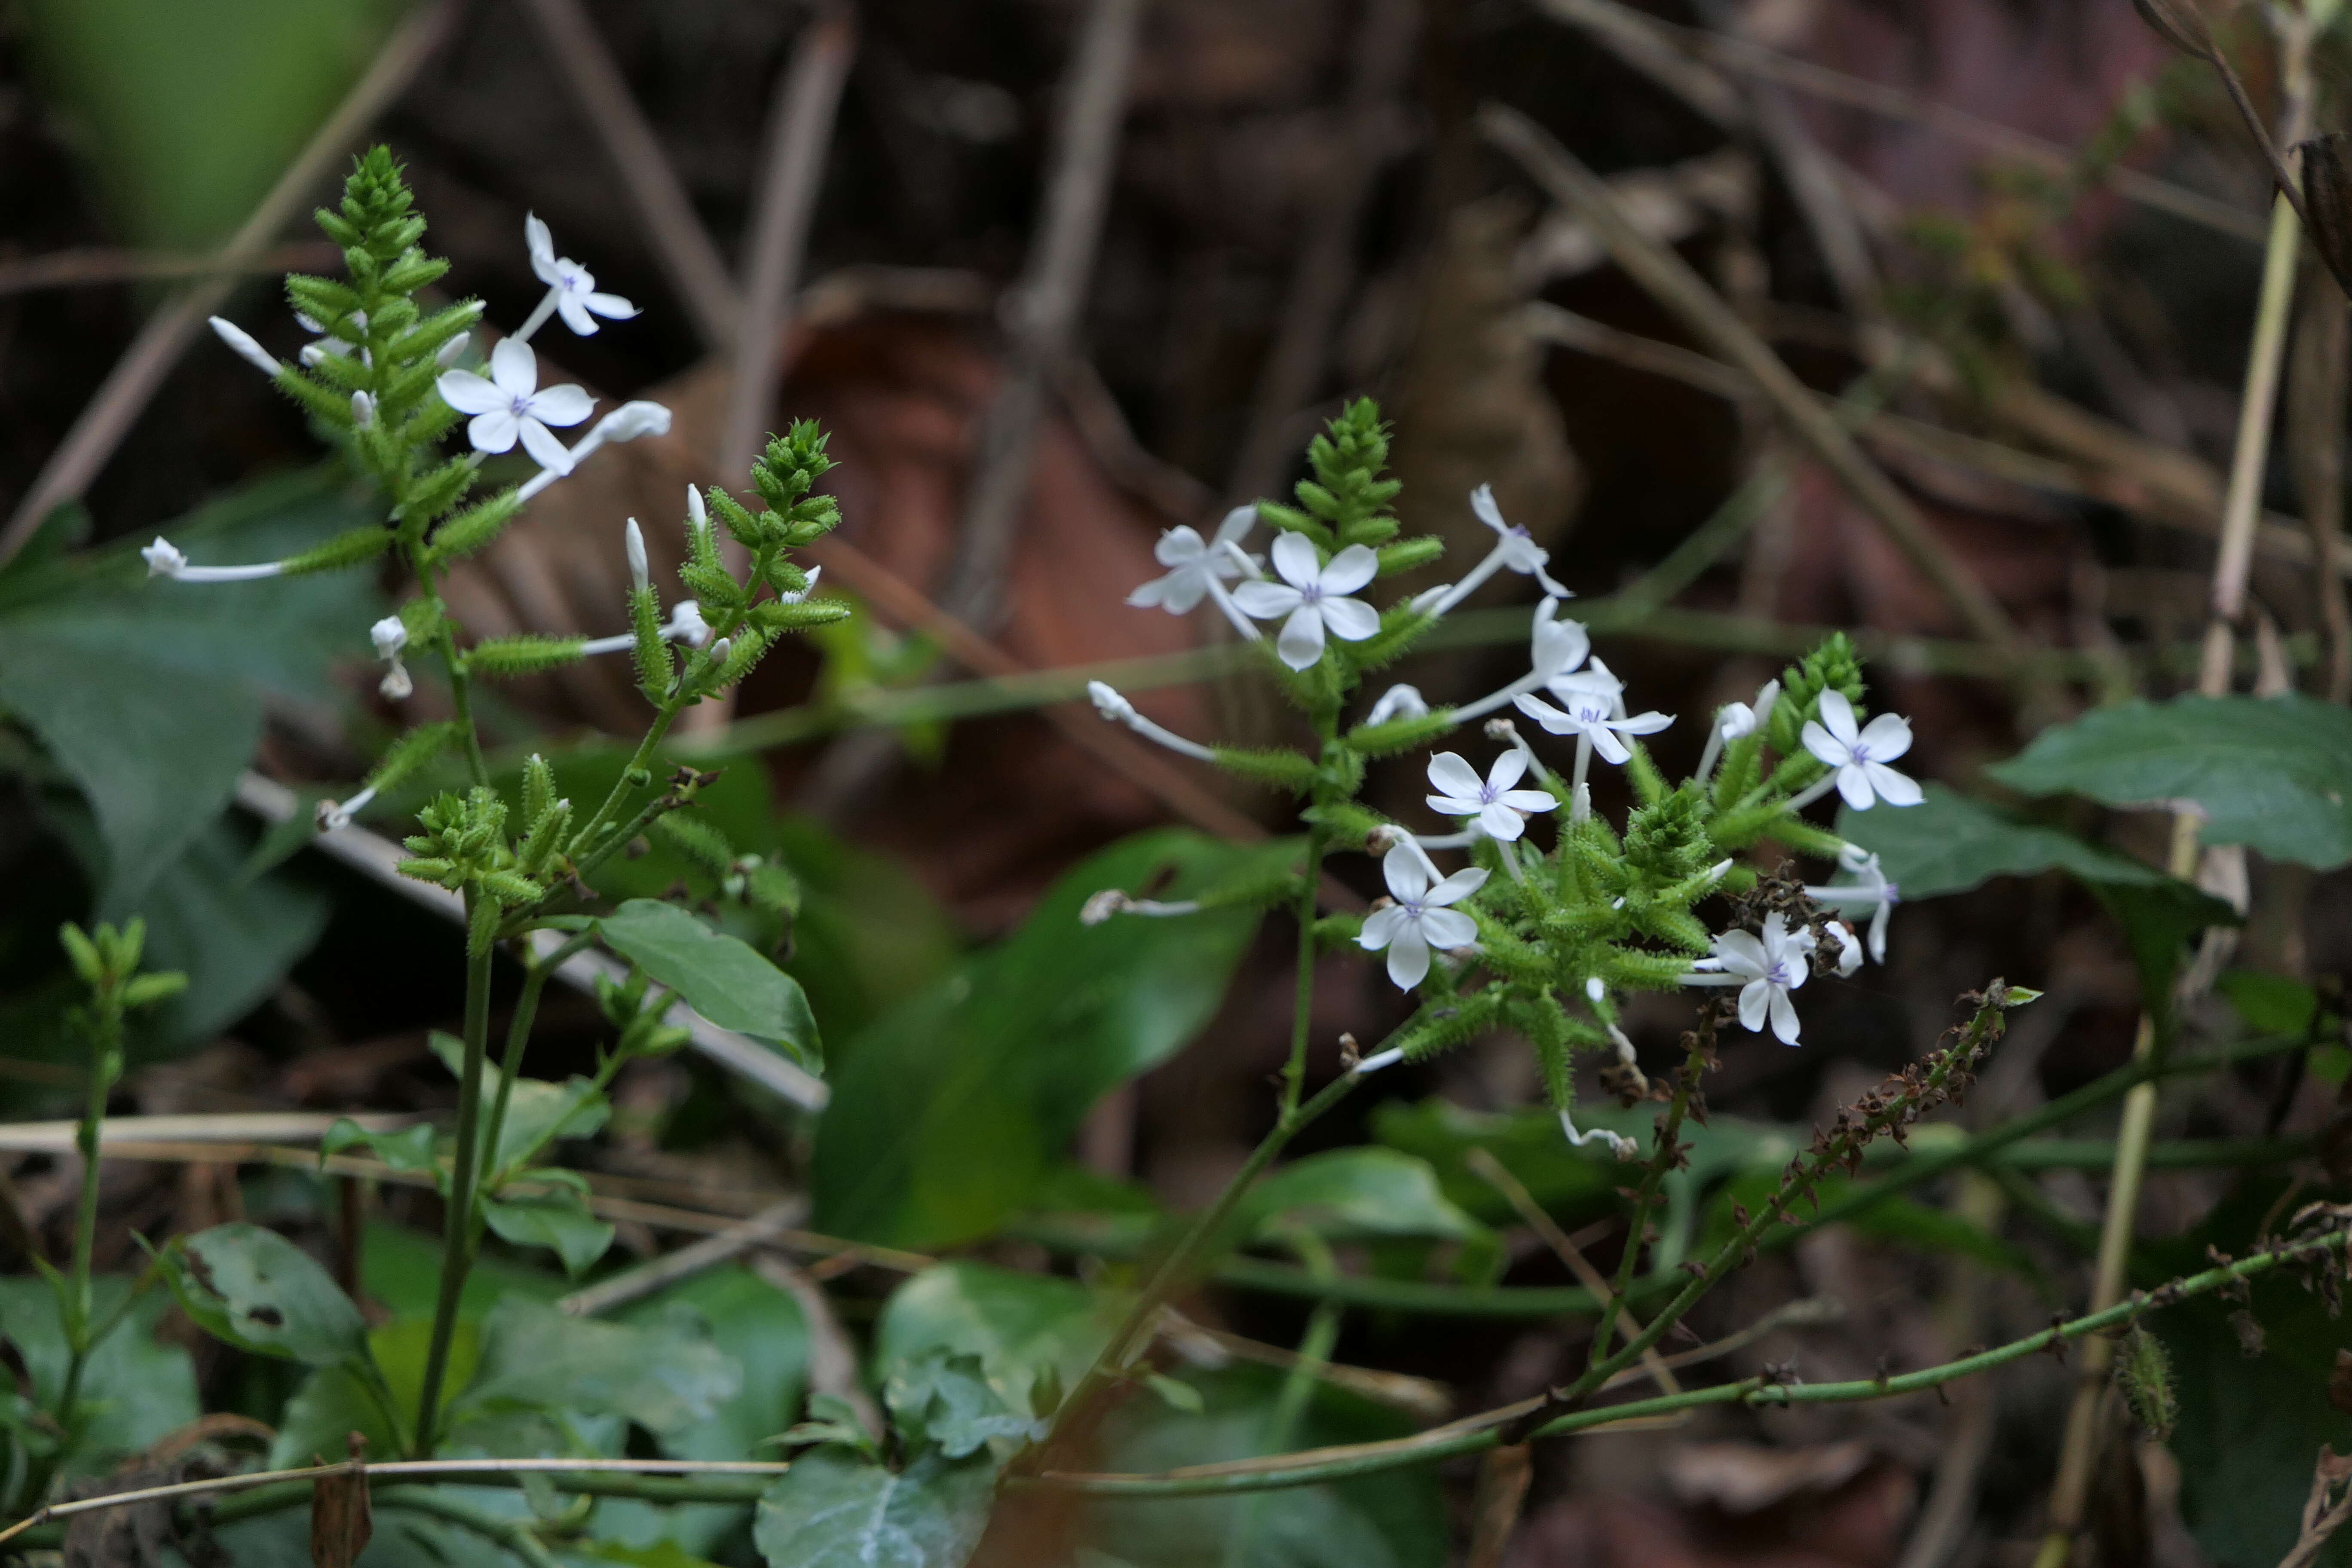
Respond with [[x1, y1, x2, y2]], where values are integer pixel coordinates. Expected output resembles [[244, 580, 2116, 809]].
[[160, 1223, 370, 1368]]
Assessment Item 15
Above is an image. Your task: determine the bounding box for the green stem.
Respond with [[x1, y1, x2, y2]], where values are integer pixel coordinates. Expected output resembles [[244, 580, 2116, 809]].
[[1584, 1028, 1706, 1379], [474, 941, 582, 1189], [1041, 1067, 1368, 1455], [1011, 1226, 2350, 1498], [377, 1491, 560, 1568], [1280, 827, 1328, 1115], [412, 914, 496, 1456]]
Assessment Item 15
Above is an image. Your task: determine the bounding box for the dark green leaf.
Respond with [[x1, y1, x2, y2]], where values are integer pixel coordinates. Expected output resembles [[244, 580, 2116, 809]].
[[873, 1262, 1111, 1421], [426, 1031, 607, 1176], [1241, 1148, 1491, 1247], [600, 899, 821, 1069], [450, 1296, 739, 1438], [883, 1351, 1037, 1459], [1988, 695, 2352, 868], [2217, 969, 2322, 1037], [814, 830, 1271, 1248], [752, 1448, 998, 1568], [321, 1119, 437, 1174], [481, 1192, 617, 1278], [0, 1276, 197, 1476], [161, 1222, 369, 1366]]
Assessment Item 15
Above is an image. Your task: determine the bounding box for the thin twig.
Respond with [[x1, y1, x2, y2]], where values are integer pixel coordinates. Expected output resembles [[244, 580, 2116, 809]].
[[1463, 1443, 1534, 1568], [514, 0, 741, 346], [1225, 0, 1419, 505], [752, 1252, 885, 1442], [0, 242, 340, 297], [556, 1199, 807, 1316], [2291, 277, 2352, 700], [1481, 105, 2027, 658], [0, 0, 461, 560]]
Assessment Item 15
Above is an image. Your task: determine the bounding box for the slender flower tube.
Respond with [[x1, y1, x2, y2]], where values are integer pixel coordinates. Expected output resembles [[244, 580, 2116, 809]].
[[316, 786, 378, 833], [208, 316, 283, 377], [1088, 681, 1216, 762], [1807, 845, 1898, 962], [515, 401, 674, 502], [1425, 484, 1571, 616], [1080, 890, 1204, 925], [141, 538, 283, 582], [582, 600, 713, 658], [1559, 1109, 1635, 1158], [1695, 677, 1779, 784]]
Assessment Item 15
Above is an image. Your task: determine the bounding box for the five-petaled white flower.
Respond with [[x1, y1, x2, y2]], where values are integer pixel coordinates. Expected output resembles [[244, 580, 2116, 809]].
[[1808, 845, 1898, 963], [525, 214, 640, 337], [1232, 532, 1381, 671], [1426, 751, 1556, 842], [1512, 687, 1672, 765], [1358, 846, 1487, 989], [1129, 505, 1257, 615], [1468, 485, 1568, 596], [1709, 913, 1814, 1045], [1365, 683, 1429, 726], [436, 339, 594, 473], [1801, 690, 1922, 810]]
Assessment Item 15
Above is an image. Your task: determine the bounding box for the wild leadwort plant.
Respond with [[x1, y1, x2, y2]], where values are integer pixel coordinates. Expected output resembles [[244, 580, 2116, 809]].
[[1052, 398, 1925, 1441], [138, 149, 851, 1457]]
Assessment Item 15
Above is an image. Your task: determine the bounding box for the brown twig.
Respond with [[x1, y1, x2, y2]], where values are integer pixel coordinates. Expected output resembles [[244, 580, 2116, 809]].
[[0, 0, 462, 560], [0, 242, 340, 297], [1480, 104, 2027, 659], [514, 0, 741, 347], [751, 1253, 885, 1442], [1463, 1443, 1534, 1568], [1225, 0, 1419, 505], [2291, 273, 2352, 700], [556, 1200, 808, 1317], [2280, 1449, 2352, 1568]]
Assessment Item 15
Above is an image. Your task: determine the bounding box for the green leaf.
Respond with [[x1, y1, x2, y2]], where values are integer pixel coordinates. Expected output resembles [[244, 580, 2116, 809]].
[[873, 1262, 1112, 1421], [2217, 969, 2323, 1037], [1241, 1148, 1491, 1247], [449, 1296, 739, 1439], [322, 1118, 438, 1174], [360, 1221, 564, 1322], [814, 830, 1268, 1248], [160, 1222, 370, 1367], [752, 1448, 998, 1568], [481, 1192, 617, 1278], [426, 1031, 607, 1176], [600, 899, 821, 1070], [1080, 1365, 1447, 1568], [0, 1276, 197, 1477], [1988, 695, 2352, 868], [883, 1351, 1037, 1459]]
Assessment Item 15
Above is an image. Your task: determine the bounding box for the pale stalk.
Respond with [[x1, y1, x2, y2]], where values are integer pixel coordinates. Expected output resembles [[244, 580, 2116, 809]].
[[2035, 28, 2315, 1559]]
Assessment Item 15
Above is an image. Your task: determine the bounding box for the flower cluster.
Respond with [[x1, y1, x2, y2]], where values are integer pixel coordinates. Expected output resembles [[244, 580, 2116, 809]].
[[1087, 401, 1922, 1150]]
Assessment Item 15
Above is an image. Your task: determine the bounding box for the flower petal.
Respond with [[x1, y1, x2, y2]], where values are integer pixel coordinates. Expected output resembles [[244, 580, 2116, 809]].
[[1269, 530, 1323, 590], [1427, 792, 1481, 817], [1512, 692, 1574, 733], [1231, 580, 1301, 619], [1863, 761, 1923, 807], [1469, 483, 1507, 536], [1478, 802, 1525, 841], [489, 337, 539, 398], [1427, 753, 1485, 799], [1611, 710, 1675, 736], [1738, 977, 1771, 1034], [1418, 908, 1478, 949], [526, 212, 557, 276], [1132, 571, 1205, 614], [1834, 763, 1877, 812], [1154, 526, 1207, 568], [436, 369, 505, 415], [556, 293, 599, 336], [1275, 604, 1326, 669], [1856, 712, 1913, 761], [1317, 595, 1381, 642], [1801, 720, 1850, 768], [1212, 504, 1257, 546], [1500, 790, 1557, 813], [1767, 987, 1802, 1045], [1382, 846, 1433, 902], [1385, 926, 1432, 989], [466, 410, 521, 454], [528, 383, 596, 427], [1319, 543, 1379, 596], [1426, 867, 1489, 905], [1712, 929, 1768, 978], [1816, 688, 1859, 746], [1588, 726, 1632, 766], [584, 291, 638, 320], [1359, 906, 1409, 951], [517, 417, 576, 474], [1488, 750, 1528, 791]]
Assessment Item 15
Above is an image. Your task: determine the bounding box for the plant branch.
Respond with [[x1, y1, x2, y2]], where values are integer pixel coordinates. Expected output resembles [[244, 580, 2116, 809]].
[[411, 918, 497, 1456]]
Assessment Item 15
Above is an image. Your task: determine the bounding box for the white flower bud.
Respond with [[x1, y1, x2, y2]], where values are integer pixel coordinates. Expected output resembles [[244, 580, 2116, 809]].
[[350, 390, 376, 427], [435, 333, 470, 368], [1365, 683, 1429, 726], [370, 616, 408, 660], [775, 565, 821, 605], [208, 316, 282, 377], [625, 518, 648, 593], [707, 637, 732, 667], [141, 537, 188, 578], [687, 485, 707, 528], [379, 664, 413, 701], [1080, 889, 1131, 925], [596, 400, 672, 443], [1087, 680, 1136, 723]]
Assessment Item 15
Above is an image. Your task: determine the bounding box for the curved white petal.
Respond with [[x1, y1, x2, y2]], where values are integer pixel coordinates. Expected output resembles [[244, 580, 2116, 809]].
[[1132, 571, 1206, 614], [436, 369, 505, 415], [1713, 929, 1769, 978], [1816, 689, 1859, 746], [1275, 604, 1326, 669], [1426, 867, 1489, 905], [1269, 530, 1323, 589], [1801, 720, 1850, 768], [1385, 926, 1432, 989], [1512, 692, 1574, 733], [1488, 750, 1528, 791], [1738, 978, 1772, 1034], [1382, 847, 1433, 903], [466, 409, 522, 454], [1470, 483, 1507, 535], [529, 383, 596, 427], [1863, 761, 1923, 807], [1856, 712, 1913, 761], [1428, 792, 1482, 818], [1500, 789, 1556, 814], [1427, 753, 1485, 799], [488, 337, 539, 398], [1359, 905, 1410, 951], [1418, 907, 1478, 949], [1588, 726, 1632, 766], [525, 212, 557, 276], [1319, 543, 1379, 597], [584, 290, 638, 320], [1834, 763, 1877, 812], [1231, 580, 1301, 620], [1612, 710, 1674, 736], [1478, 802, 1525, 841], [517, 417, 576, 474], [1212, 504, 1257, 546], [1767, 987, 1802, 1045], [1154, 526, 1207, 567], [1317, 595, 1381, 642]]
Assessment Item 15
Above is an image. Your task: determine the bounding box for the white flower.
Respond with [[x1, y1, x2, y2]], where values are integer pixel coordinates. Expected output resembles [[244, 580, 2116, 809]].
[[1365, 683, 1430, 726], [1710, 913, 1812, 1045], [1801, 690, 1922, 810], [1530, 598, 1591, 684], [1549, 654, 1624, 709], [666, 600, 712, 647], [1231, 533, 1382, 670], [515, 401, 675, 504], [524, 213, 641, 337], [141, 538, 188, 578], [208, 316, 282, 377], [1425, 751, 1556, 842], [625, 518, 649, 593], [1825, 920, 1863, 977], [435, 338, 594, 472], [1129, 506, 1256, 615], [1808, 846, 1898, 963], [1696, 679, 1779, 785], [1423, 486, 1570, 616], [1512, 687, 1672, 765], [371, 614, 413, 700], [1357, 846, 1487, 989]]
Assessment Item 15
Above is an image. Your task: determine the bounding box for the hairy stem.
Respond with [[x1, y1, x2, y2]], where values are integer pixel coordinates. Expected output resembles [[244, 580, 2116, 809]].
[[1584, 1023, 1709, 1379], [413, 916, 497, 1456]]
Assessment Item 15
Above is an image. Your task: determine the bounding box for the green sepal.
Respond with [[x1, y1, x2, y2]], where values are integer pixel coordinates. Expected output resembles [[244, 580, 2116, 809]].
[[517, 798, 573, 879], [365, 721, 463, 796], [521, 753, 558, 825], [1374, 536, 1443, 577], [378, 253, 450, 296], [1210, 746, 1322, 793], [1343, 707, 1458, 757], [628, 585, 671, 697], [466, 893, 501, 956], [466, 635, 588, 678], [650, 812, 736, 884], [272, 526, 391, 577], [396, 454, 482, 529], [678, 559, 745, 612], [1254, 500, 1335, 551], [1300, 799, 1389, 849], [424, 489, 523, 565], [386, 298, 483, 365], [748, 597, 852, 633]]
